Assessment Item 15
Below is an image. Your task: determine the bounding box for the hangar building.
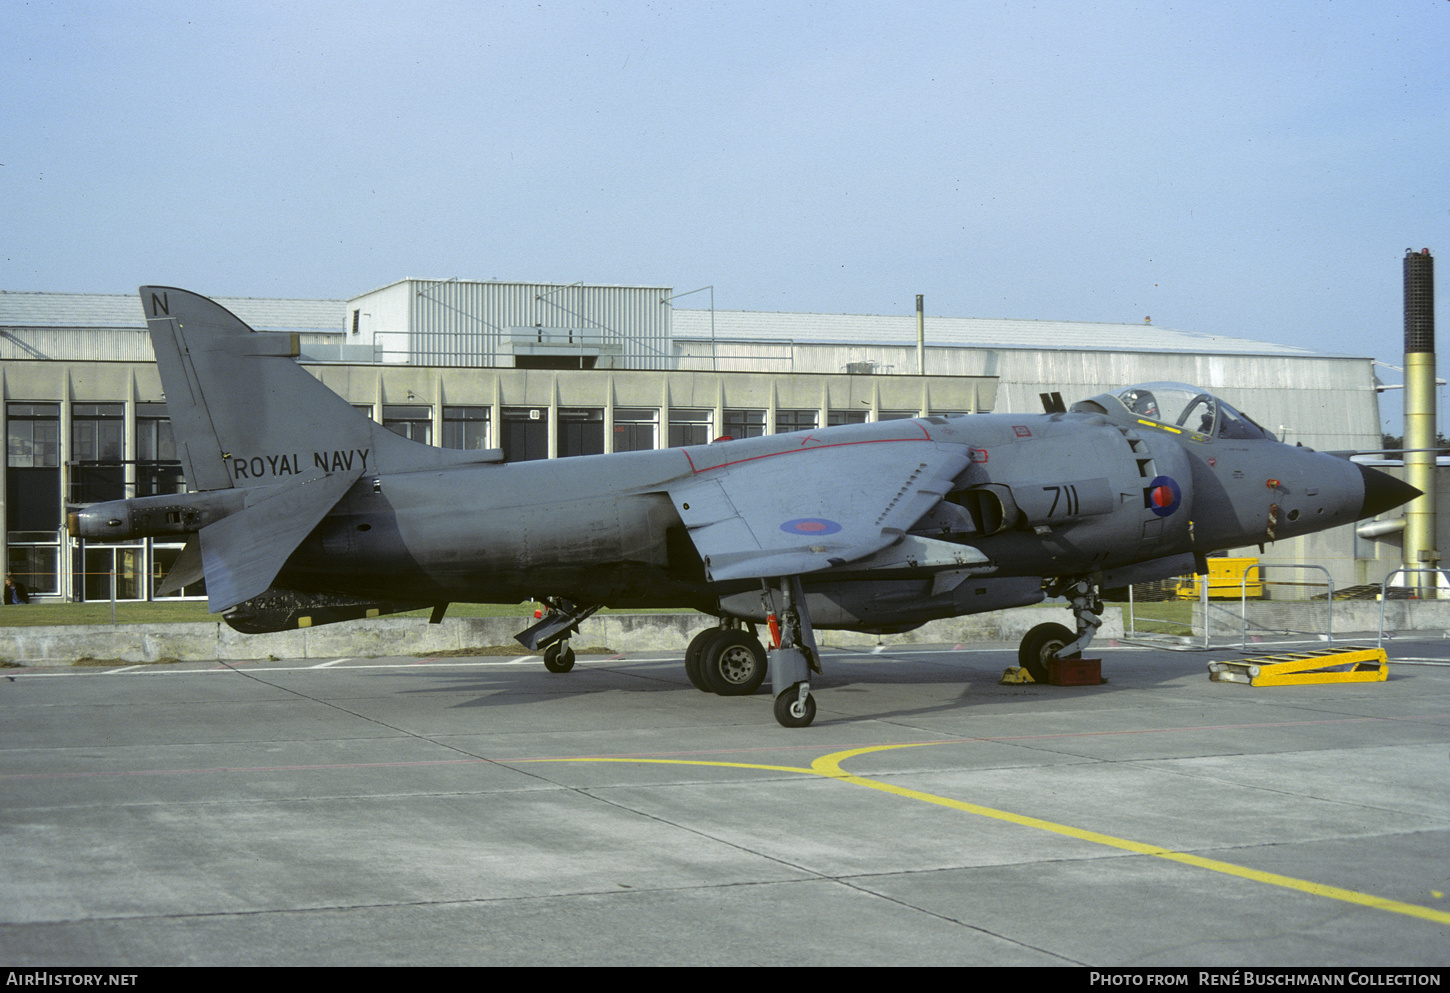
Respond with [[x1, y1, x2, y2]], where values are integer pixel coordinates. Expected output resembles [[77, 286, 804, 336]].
[[0, 280, 1395, 603]]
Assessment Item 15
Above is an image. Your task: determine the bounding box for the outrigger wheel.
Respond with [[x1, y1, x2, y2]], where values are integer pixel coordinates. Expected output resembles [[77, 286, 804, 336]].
[[1018, 622, 1077, 684], [543, 642, 576, 673]]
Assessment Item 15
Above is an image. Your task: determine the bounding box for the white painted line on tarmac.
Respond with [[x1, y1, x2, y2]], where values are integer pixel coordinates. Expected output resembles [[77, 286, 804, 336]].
[[311, 657, 355, 668]]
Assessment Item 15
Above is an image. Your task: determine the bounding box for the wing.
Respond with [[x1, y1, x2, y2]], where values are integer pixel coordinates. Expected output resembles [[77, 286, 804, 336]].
[[665, 429, 973, 583]]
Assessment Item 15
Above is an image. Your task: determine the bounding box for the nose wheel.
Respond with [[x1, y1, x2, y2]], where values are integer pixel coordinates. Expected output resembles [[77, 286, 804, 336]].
[[1018, 622, 1076, 683]]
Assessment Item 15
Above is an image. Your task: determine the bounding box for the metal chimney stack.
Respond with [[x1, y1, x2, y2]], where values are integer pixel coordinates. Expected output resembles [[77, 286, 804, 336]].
[[1403, 248, 1437, 581]]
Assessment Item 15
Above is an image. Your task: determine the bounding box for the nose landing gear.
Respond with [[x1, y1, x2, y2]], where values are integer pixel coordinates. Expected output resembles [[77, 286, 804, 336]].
[[1019, 577, 1102, 683]]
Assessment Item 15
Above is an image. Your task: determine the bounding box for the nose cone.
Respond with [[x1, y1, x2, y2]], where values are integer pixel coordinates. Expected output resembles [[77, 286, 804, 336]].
[[1358, 464, 1421, 519]]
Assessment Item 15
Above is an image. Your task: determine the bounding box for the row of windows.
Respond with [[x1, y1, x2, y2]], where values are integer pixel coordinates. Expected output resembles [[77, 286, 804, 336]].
[[7, 402, 178, 468], [6, 541, 201, 602], [4, 400, 968, 552], [2, 399, 973, 602], [7, 400, 949, 470], [376, 405, 938, 460]]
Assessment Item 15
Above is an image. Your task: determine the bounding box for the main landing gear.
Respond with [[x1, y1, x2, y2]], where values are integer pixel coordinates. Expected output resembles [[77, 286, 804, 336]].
[[686, 624, 769, 696], [686, 576, 823, 727], [516, 578, 824, 728], [1018, 577, 1103, 683]]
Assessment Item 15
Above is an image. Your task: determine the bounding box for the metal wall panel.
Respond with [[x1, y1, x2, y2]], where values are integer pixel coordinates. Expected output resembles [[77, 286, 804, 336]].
[[382, 280, 673, 369]]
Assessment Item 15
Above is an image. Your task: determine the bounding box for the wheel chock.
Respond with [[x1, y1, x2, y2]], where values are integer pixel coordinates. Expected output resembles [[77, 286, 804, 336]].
[[1207, 646, 1388, 687], [1000, 666, 1035, 684], [1048, 657, 1102, 685]]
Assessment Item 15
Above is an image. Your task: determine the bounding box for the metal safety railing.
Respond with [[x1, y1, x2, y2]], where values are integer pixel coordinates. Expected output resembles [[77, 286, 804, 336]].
[[1123, 577, 1209, 649], [1235, 563, 1334, 649], [1377, 567, 1450, 648], [1125, 563, 1338, 650]]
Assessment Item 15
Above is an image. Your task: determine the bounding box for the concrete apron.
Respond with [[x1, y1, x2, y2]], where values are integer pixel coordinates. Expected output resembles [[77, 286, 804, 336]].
[[0, 606, 1122, 666]]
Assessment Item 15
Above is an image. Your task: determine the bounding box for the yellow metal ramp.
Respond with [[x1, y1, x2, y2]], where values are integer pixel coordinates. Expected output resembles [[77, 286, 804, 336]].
[[1208, 646, 1388, 686]]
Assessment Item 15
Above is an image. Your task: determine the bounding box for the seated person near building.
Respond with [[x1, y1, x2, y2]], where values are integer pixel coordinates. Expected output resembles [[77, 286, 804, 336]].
[[3, 574, 30, 604]]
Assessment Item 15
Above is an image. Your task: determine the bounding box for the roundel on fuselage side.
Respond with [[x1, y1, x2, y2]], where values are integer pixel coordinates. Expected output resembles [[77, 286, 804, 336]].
[[1146, 475, 1182, 517]]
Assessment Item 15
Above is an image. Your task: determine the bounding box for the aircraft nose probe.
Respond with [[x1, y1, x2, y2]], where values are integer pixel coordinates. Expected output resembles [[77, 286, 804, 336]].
[[1358, 464, 1422, 519]]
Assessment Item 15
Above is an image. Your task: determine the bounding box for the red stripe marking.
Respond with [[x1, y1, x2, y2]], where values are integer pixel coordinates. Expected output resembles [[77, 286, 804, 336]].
[[689, 436, 931, 475]]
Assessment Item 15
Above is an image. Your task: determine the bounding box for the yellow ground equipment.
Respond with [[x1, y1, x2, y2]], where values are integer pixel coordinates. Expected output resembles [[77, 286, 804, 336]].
[[1207, 646, 1388, 686], [1176, 556, 1263, 599]]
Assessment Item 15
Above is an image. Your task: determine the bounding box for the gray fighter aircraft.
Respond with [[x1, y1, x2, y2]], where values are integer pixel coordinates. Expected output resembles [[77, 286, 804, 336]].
[[71, 288, 1418, 726]]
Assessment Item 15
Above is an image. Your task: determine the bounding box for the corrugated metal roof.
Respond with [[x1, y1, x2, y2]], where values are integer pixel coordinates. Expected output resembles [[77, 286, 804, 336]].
[[1, 292, 1352, 360], [672, 309, 1340, 358], [0, 291, 346, 334]]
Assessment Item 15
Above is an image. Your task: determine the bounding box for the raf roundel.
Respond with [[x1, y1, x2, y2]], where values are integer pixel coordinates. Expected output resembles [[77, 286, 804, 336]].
[[780, 518, 843, 536], [1146, 475, 1182, 518]]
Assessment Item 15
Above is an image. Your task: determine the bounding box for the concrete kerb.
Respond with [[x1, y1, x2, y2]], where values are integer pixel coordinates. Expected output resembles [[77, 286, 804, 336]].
[[0, 605, 1124, 667]]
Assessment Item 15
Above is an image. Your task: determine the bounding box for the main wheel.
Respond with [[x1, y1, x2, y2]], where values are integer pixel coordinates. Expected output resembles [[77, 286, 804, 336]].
[[773, 685, 816, 728], [684, 629, 722, 692], [543, 643, 575, 673], [1018, 622, 1076, 683], [701, 630, 767, 696]]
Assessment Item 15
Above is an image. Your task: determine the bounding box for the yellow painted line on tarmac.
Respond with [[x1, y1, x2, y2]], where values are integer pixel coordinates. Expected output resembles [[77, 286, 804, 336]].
[[531, 741, 1450, 927], [809, 743, 1450, 926]]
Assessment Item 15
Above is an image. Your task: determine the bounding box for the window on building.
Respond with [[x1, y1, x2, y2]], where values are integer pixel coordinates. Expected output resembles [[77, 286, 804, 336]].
[[501, 408, 549, 462], [878, 410, 920, 421], [136, 403, 185, 496], [7, 403, 61, 469], [74, 543, 144, 602], [557, 408, 604, 458], [442, 406, 491, 451], [827, 410, 869, 426], [70, 403, 126, 505], [774, 409, 818, 434], [7, 545, 57, 597], [612, 408, 658, 453], [668, 409, 713, 448], [71, 404, 125, 462], [7, 403, 61, 536], [722, 409, 765, 440], [151, 543, 206, 599], [382, 404, 432, 444]]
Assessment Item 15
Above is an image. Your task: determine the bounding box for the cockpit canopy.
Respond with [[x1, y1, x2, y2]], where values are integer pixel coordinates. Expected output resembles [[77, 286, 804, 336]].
[[1073, 382, 1275, 441]]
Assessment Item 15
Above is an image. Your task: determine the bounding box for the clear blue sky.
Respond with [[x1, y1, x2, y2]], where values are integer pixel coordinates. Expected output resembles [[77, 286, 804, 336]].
[[4, 1, 1447, 432]]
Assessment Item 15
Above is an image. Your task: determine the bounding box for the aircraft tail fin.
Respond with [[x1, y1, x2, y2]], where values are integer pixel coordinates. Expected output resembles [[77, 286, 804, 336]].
[[139, 286, 499, 491]]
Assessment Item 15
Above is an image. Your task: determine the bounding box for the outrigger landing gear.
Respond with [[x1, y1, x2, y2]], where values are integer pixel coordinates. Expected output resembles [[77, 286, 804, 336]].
[[1018, 577, 1103, 683], [515, 597, 600, 675]]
